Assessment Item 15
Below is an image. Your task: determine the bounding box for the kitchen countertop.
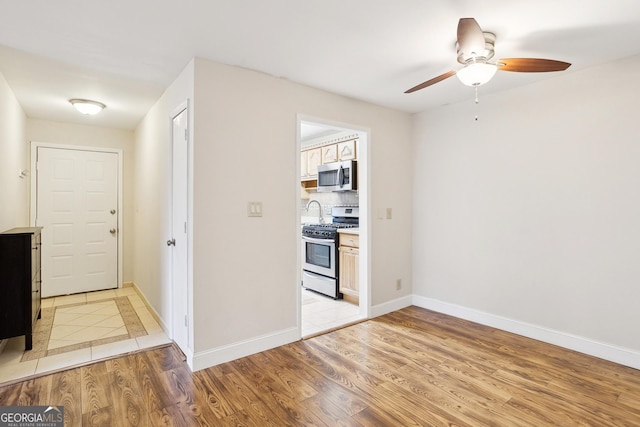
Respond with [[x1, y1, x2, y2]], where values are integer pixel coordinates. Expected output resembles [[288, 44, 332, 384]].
[[337, 228, 359, 235], [301, 216, 331, 224]]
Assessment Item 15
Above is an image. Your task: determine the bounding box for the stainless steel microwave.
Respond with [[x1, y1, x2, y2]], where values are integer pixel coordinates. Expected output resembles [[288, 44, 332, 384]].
[[317, 160, 357, 192]]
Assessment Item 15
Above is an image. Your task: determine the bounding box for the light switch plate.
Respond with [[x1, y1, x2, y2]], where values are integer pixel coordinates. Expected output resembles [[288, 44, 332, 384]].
[[247, 202, 263, 217]]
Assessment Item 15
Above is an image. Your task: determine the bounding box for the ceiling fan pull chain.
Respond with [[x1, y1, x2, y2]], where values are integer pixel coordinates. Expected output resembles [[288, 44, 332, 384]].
[[474, 86, 479, 121]]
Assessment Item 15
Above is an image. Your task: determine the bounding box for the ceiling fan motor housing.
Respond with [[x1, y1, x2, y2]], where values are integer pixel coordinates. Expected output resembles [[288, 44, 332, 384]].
[[457, 32, 496, 65]]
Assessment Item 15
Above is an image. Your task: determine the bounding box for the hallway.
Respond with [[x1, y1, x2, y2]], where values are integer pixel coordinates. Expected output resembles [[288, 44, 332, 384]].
[[0, 286, 171, 385]]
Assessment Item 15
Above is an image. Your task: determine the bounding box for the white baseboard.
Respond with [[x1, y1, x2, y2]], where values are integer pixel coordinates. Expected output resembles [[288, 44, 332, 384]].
[[371, 295, 413, 318], [412, 295, 640, 370], [192, 327, 300, 372], [126, 282, 195, 367], [118, 283, 638, 371]]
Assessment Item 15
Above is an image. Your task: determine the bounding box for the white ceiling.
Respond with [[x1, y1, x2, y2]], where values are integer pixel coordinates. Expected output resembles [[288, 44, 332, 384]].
[[300, 123, 343, 143], [1, 0, 640, 130]]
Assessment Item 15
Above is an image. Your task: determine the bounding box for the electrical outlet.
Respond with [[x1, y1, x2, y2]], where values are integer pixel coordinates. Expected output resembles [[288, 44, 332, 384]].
[[386, 208, 393, 219], [396, 279, 402, 290]]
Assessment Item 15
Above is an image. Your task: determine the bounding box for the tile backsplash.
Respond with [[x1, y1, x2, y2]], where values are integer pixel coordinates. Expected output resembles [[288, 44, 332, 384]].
[[301, 190, 359, 222]]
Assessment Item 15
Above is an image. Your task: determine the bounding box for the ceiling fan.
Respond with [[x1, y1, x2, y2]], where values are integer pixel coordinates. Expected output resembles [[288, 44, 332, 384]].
[[405, 18, 571, 93]]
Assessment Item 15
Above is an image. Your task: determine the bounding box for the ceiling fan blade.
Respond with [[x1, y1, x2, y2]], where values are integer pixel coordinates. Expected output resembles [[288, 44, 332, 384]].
[[457, 18, 486, 57], [405, 70, 457, 93], [497, 58, 571, 72]]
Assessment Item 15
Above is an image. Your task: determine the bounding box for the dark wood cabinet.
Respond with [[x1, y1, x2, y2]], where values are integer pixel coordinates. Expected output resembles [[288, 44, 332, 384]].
[[0, 227, 42, 350]]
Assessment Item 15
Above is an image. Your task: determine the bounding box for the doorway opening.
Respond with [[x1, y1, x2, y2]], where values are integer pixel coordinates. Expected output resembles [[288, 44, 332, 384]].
[[297, 116, 370, 337]]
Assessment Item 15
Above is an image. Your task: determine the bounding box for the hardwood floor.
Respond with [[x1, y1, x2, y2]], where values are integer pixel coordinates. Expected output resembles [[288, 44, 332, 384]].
[[1, 306, 639, 426]]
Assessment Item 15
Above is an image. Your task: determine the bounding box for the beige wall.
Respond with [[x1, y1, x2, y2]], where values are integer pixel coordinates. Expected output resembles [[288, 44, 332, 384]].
[[132, 59, 195, 341], [0, 72, 27, 232], [132, 96, 172, 329], [191, 58, 413, 361], [133, 57, 413, 369], [26, 118, 135, 282], [412, 54, 640, 362]]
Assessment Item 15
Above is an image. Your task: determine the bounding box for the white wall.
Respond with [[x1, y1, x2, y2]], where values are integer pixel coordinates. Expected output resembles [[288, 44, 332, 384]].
[[412, 54, 640, 367], [26, 119, 135, 281], [0, 72, 27, 232], [189, 58, 412, 367], [132, 59, 194, 342]]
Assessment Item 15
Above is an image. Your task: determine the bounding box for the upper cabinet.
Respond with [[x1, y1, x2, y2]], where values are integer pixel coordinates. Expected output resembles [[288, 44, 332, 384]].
[[307, 148, 322, 177], [302, 147, 322, 180], [302, 136, 358, 182], [301, 151, 309, 178], [321, 144, 338, 164], [337, 140, 356, 161]]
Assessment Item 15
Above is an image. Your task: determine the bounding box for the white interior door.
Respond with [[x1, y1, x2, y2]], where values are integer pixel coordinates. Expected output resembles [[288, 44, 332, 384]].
[[37, 147, 118, 297], [171, 105, 189, 352]]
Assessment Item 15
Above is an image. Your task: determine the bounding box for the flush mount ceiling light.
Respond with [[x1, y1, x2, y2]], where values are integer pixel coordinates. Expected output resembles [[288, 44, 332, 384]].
[[456, 62, 498, 87], [69, 99, 106, 115]]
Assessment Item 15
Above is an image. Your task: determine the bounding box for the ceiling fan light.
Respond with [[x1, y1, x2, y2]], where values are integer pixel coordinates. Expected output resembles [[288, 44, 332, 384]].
[[69, 99, 106, 115], [456, 63, 497, 87]]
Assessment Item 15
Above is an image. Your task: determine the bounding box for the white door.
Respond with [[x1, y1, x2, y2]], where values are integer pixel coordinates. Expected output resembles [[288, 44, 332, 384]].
[[170, 105, 189, 352], [37, 147, 119, 297]]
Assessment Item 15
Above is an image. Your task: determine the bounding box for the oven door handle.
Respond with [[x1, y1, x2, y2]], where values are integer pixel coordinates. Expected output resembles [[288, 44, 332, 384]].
[[302, 236, 335, 244]]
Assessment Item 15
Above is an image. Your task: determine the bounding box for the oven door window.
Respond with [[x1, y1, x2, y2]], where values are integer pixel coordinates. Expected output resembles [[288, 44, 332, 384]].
[[305, 241, 332, 268]]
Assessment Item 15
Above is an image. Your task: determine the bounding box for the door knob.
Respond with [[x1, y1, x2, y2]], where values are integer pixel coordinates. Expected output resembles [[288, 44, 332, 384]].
[[167, 239, 176, 246], [110, 209, 116, 215], [110, 228, 117, 235]]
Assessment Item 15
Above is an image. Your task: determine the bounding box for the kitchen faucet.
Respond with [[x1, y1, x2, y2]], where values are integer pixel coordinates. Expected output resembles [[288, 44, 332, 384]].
[[305, 199, 324, 223]]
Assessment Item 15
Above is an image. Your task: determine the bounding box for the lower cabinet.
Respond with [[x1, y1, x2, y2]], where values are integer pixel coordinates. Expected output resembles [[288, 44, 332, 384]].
[[0, 227, 42, 350], [339, 233, 359, 301]]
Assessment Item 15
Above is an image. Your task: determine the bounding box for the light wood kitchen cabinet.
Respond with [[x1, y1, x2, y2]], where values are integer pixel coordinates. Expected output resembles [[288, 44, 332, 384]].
[[306, 148, 321, 178], [321, 144, 338, 164], [301, 147, 322, 180], [300, 151, 309, 178], [339, 232, 359, 301], [301, 137, 358, 183], [337, 140, 356, 160]]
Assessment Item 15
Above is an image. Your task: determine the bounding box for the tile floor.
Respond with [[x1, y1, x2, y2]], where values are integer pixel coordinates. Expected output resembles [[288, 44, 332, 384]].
[[301, 288, 364, 337], [0, 287, 171, 386], [48, 300, 127, 350]]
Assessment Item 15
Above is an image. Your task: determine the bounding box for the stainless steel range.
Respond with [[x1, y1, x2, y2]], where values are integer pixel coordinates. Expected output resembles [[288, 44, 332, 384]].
[[302, 206, 359, 299]]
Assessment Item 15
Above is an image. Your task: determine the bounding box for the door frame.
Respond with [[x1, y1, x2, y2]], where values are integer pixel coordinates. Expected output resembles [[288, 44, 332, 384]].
[[296, 114, 372, 334], [169, 100, 193, 358], [30, 142, 124, 290]]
